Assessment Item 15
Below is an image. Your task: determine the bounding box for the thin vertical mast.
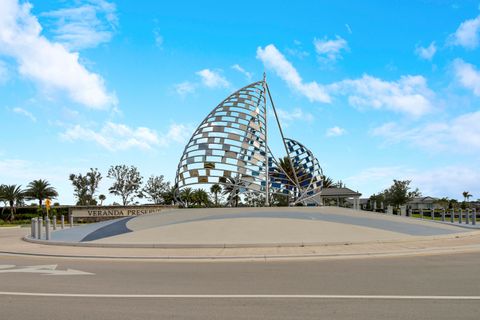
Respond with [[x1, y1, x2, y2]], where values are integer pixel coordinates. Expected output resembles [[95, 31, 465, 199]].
[[265, 81, 301, 202], [263, 73, 269, 206]]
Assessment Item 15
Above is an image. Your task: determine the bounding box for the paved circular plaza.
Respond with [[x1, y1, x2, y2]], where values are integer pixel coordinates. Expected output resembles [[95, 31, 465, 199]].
[[36, 207, 469, 247]]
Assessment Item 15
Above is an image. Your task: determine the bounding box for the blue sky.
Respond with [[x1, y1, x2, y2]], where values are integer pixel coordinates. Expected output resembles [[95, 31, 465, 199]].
[[1, 0, 480, 204]]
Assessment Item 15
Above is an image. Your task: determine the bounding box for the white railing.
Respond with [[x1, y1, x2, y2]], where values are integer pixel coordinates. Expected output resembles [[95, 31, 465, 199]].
[[405, 208, 477, 226]]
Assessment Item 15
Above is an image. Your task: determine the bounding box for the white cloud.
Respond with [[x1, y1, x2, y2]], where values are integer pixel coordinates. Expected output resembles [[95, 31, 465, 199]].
[[196, 69, 230, 88], [330, 74, 434, 117], [256, 44, 331, 103], [345, 24, 352, 34], [0, 0, 117, 109], [154, 30, 163, 47], [411, 166, 480, 199], [164, 123, 192, 144], [326, 126, 346, 137], [0, 60, 8, 83], [12, 107, 36, 122], [0, 158, 71, 191], [60, 122, 192, 151], [415, 42, 437, 60], [41, 0, 117, 50], [0, 159, 39, 183], [313, 36, 349, 62], [276, 107, 313, 126], [286, 40, 309, 59], [61, 122, 160, 151], [343, 165, 415, 196], [176, 69, 230, 96], [449, 14, 480, 49], [453, 58, 480, 96], [257, 44, 434, 116], [372, 111, 480, 152], [344, 165, 480, 200], [174, 81, 196, 96], [285, 47, 309, 59], [0, 158, 92, 205], [152, 19, 163, 48], [231, 64, 252, 81]]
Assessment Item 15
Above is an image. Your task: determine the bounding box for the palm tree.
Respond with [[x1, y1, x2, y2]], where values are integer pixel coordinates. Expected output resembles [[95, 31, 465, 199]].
[[271, 157, 299, 203], [25, 179, 58, 208], [210, 184, 222, 206], [276, 157, 295, 182], [192, 189, 210, 207], [463, 191, 472, 202], [163, 186, 177, 205], [322, 175, 335, 188], [222, 177, 243, 207], [99, 194, 106, 206], [0, 184, 7, 217], [180, 187, 193, 207], [1, 185, 25, 221]]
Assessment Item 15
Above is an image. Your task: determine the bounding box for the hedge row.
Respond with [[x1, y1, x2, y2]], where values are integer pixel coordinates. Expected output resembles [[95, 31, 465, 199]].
[[0, 206, 69, 221]]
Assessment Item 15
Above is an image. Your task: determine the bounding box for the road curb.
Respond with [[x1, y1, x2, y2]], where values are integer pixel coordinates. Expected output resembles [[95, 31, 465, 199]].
[[3, 245, 480, 261]]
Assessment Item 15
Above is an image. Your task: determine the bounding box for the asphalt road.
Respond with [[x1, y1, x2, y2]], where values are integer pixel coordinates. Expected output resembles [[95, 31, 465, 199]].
[[1, 252, 480, 319]]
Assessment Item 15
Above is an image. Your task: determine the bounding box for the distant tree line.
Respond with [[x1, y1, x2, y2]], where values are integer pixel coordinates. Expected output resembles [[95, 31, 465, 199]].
[[370, 180, 421, 209], [69, 165, 174, 206], [1, 161, 350, 221], [369, 180, 477, 210]]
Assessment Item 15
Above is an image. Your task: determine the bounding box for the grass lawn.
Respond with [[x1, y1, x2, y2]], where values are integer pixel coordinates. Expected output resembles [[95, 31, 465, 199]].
[[0, 219, 32, 226], [410, 213, 479, 223]]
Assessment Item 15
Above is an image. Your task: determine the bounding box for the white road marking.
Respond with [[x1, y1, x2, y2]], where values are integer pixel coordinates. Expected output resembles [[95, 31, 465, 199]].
[[0, 265, 93, 276], [0, 292, 478, 299]]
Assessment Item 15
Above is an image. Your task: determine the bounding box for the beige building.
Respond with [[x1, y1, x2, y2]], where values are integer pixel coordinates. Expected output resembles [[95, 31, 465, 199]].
[[318, 188, 362, 210], [407, 196, 440, 210]]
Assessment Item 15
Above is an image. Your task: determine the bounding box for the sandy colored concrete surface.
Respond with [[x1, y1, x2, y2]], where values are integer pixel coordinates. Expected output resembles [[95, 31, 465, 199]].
[[5, 207, 480, 260], [125, 207, 466, 234], [84, 206, 467, 246], [3, 226, 480, 261], [96, 218, 410, 245]]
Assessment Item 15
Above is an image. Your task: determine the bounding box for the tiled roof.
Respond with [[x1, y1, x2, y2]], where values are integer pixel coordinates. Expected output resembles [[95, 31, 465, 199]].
[[320, 187, 362, 197], [408, 196, 438, 203]]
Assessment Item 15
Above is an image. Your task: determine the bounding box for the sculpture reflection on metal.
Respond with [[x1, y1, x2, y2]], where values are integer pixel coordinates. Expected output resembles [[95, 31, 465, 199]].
[[174, 75, 324, 206]]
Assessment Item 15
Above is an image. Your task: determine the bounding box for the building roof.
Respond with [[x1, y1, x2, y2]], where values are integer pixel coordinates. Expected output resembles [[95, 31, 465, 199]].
[[408, 196, 438, 204], [320, 187, 362, 197]]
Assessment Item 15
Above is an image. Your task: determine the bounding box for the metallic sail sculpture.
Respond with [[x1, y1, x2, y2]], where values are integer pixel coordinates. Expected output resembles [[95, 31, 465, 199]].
[[174, 77, 323, 206]]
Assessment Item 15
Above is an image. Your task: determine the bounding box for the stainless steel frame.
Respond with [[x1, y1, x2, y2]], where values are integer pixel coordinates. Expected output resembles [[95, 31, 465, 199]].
[[174, 78, 324, 206]]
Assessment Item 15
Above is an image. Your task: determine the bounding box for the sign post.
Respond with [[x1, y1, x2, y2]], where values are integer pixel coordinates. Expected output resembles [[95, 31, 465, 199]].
[[45, 198, 51, 218]]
